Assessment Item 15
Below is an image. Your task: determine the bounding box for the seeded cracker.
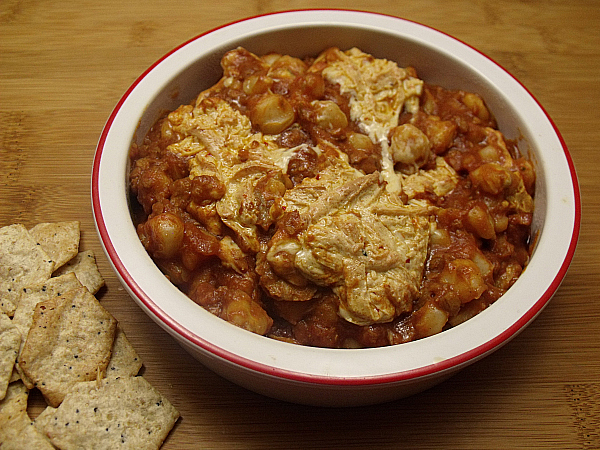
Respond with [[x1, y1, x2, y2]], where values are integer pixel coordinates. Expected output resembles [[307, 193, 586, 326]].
[[12, 273, 83, 343], [1, 221, 179, 447], [29, 221, 81, 271], [0, 224, 54, 316], [12, 272, 83, 389], [8, 367, 19, 383], [18, 286, 117, 407], [1, 420, 56, 449], [53, 250, 105, 294], [0, 313, 21, 400], [36, 376, 180, 450], [106, 326, 143, 378], [0, 381, 29, 443], [0, 381, 54, 448]]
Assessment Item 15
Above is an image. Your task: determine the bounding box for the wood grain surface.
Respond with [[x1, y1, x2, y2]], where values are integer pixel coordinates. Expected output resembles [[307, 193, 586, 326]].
[[1, 1, 598, 448]]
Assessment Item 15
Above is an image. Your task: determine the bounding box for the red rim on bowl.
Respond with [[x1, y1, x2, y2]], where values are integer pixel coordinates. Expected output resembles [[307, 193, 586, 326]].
[[92, 9, 580, 386]]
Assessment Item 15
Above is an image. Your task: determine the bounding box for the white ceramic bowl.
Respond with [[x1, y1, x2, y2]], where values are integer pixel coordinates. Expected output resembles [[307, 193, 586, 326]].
[[92, 10, 580, 407]]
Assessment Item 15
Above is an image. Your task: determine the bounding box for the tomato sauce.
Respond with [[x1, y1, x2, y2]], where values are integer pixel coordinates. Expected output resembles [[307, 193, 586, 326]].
[[129, 48, 535, 348]]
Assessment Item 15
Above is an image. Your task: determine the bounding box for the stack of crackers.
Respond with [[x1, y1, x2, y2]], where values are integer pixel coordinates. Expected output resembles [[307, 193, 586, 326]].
[[0, 222, 179, 449]]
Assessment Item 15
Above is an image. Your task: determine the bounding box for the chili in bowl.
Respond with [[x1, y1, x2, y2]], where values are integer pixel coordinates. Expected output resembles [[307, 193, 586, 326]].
[[92, 10, 580, 406]]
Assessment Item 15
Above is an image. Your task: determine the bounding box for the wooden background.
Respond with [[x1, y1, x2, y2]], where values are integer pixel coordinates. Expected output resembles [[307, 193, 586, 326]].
[[1, 1, 598, 448]]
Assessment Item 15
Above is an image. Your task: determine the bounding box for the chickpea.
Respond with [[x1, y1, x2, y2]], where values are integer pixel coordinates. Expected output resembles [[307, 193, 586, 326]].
[[430, 228, 451, 247], [344, 131, 381, 173], [462, 92, 490, 122], [144, 212, 185, 259], [249, 94, 295, 135], [495, 263, 523, 290], [261, 53, 281, 66], [441, 259, 487, 304], [467, 204, 496, 240], [221, 290, 273, 335], [312, 100, 348, 130], [292, 72, 325, 99], [267, 55, 307, 81], [189, 281, 217, 309], [186, 202, 224, 236], [470, 163, 512, 195], [494, 214, 509, 233], [390, 123, 431, 170], [242, 74, 272, 95], [183, 221, 220, 257], [158, 259, 191, 286], [347, 132, 374, 151], [413, 302, 449, 338], [267, 238, 308, 286], [423, 117, 457, 154], [471, 251, 493, 279], [132, 165, 172, 214], [478, 145, 499, 163], [181, 246, 202, 271], [516, 157, 536, 195]]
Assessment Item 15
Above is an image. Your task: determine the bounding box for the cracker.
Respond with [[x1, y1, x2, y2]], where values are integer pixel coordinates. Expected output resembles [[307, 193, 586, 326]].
[[1, 420, 56, 449], [106, 326, 143, 379], [12, 273, 83, 343], [0, 381, 29, 444], [0, 313, 21, 400], [0, 381, 54, 448], [18, 286, 117, 407], [35, 376, 179, 450], [0, 221, 178, 447], [0, 224, 54, 316], [9, 367, 20, 384], [12, 272, 83, 389], [53, 250, 105, 294], [29, 221, 81, 271]]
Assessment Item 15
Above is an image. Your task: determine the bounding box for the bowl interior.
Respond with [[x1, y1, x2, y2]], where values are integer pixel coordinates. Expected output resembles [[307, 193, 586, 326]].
[[94, 10, 578, 384]]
